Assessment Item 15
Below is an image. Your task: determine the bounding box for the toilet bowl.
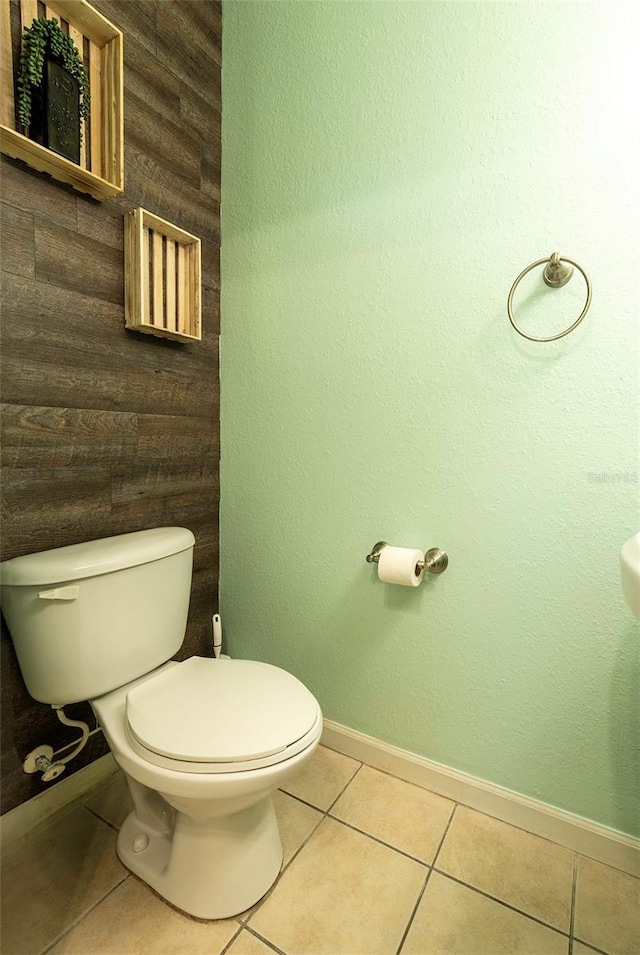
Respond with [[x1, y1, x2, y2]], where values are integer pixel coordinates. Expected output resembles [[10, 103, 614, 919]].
[[93, 657, 322, 919], [0, 528, 323, 919]]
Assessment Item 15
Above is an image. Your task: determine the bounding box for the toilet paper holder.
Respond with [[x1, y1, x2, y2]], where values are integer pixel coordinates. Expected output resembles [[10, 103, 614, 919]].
[[365, 541, 448, 575]]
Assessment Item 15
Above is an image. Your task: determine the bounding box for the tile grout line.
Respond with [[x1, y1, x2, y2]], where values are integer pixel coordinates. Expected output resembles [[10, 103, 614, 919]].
[[218, 923, 244, 955], [326, 761, 364, 813], [84, 803, 124, 832], [38, 873, 131, 955], [256, 769, 456, 948], [36, 791, 130, 954], [431, 867, 572, 939], [395, 801, 459, 955], [326, 814, 433, 867], [276, 808, 325, 879], [244, 924, 291, 955], [242, 793, 332, 924], [431, 801, 458, 870], [570, 940, 610, 955], [278, 789, 336, 815], [422, 795, 575, 943], [568, 853, 578, 955], [440, 796, 582, 854], [310, 758, 447, 867], [394, 868, 432, 955], [242, 767, 364, 927], [279, 758, 363, 817], [254, 766, 447, 943], [331, 753, 631, 864]]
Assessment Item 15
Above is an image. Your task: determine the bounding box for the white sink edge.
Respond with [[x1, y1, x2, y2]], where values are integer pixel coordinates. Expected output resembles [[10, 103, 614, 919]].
[[620, 531, 640, 620]]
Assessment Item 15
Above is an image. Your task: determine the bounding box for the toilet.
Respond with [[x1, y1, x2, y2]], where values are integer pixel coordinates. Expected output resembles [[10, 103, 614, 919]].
[[0, 527, 322, 919]]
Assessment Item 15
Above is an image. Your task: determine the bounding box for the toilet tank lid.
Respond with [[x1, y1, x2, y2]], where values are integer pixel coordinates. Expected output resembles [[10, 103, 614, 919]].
[[0, 528, 195, 586]]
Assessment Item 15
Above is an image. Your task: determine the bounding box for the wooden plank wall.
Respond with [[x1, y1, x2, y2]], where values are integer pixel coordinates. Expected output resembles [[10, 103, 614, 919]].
[[0, 0, 222, 814]]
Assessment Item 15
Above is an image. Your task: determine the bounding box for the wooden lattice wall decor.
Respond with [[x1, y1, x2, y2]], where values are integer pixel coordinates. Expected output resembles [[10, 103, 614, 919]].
[[1, 0, 123, 200], [125, 208, 202, 343]]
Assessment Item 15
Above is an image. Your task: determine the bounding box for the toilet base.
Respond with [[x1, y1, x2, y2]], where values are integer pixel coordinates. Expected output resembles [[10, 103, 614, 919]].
[[117, 795, 283, 919]]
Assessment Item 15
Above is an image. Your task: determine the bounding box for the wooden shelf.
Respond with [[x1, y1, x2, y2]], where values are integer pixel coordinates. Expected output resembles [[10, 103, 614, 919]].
[[1, 0, 123, 200], [125, 208, 202, 343], [0, 125, 121, 200]]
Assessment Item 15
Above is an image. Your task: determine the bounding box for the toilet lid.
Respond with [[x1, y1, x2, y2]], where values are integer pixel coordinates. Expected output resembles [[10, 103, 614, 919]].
[[126, 657, 320, 765]]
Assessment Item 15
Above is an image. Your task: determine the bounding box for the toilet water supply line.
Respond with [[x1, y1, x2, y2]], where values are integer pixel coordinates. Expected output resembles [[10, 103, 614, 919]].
[[52, 705, 92, 762], [23, 706, 100, 783]]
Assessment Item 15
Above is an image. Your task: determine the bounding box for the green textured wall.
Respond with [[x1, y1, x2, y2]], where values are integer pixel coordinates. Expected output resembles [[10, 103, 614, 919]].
[[220, 1, 639, 836]]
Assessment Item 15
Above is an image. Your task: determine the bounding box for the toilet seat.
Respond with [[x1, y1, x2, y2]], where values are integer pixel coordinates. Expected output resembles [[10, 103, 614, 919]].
[[125, 657, 322, 774]]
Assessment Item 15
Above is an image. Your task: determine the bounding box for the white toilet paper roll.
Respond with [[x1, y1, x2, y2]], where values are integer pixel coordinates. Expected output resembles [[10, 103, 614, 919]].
[[377, 546, 424, 587]]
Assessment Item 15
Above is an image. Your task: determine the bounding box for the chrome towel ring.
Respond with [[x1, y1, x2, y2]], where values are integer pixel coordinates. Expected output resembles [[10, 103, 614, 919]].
[[507, 252, 592, 342]]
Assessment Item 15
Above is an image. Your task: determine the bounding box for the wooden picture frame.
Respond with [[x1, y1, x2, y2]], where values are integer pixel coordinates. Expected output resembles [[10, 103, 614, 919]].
[[1, 0, 123, 200], [125, 208, 202, 343]]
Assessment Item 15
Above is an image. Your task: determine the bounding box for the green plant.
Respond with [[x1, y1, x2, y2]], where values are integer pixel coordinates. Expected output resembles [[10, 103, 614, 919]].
[[17, 17, 90, 132]]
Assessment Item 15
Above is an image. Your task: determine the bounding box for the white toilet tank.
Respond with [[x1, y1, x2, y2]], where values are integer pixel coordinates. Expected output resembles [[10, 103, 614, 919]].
[[0, 527, 195, 705]]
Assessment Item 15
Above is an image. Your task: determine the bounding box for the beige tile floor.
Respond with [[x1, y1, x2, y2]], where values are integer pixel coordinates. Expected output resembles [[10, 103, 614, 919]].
[[1, 745, 638, 955]]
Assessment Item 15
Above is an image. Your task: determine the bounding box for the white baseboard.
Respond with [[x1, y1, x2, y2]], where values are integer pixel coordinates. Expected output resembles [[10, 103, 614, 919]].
[[0, 754, 118, 848], [322, 719, 640, 878]]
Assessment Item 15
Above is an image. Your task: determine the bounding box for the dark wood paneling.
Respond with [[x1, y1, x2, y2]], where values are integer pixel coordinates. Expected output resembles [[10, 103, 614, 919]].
[[1, 158, 79, 229], [35, 219, 124, 305], [200, 237, 221, 292], [156, 1, 222, 99], [1, 202, 35, 277], [1, 271, 218, 370], [202, 284, 221, 336], [76, 195, 125, 249], [0, 404, 138, 468], [0, 0, 221, 815], [1, 275, 219, 416], [124, 35, 182, 125], [135, 412, 220, 462], [201, 144, 221, 202], [110, 461, 219, 528], [111, 460, 217, 508], [125, 90, 202, 187], [183, 86, 221, 146], [93, 0, 157, 55], [0, 353, 217, 419], [1, 468, 114, 557]]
